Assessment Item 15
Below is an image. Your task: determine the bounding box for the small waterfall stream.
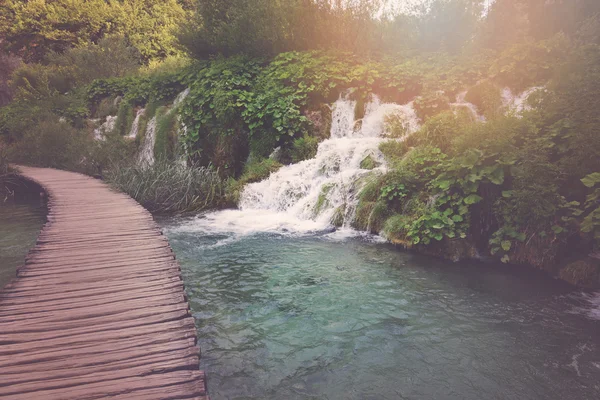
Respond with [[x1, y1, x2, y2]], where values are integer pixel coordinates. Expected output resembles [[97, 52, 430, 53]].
[[502, 86, 546, 114], [127, 108, 145, 139], [93, 115, 117, 140], [451, 91, 485, 121], [138, 116, 158, 166], [137, 88, 190, 167]]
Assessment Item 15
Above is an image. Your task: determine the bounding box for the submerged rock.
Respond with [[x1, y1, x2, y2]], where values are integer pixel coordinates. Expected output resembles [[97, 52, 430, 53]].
[[559, 258, 600, 288]]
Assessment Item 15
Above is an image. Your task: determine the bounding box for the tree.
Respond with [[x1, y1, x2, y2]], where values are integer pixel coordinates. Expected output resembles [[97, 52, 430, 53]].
[[0, 0, 187, 63]]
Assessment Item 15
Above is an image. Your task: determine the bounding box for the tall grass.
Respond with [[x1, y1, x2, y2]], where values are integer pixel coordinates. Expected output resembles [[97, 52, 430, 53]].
[[0, 145, 18, 201], [106, 159, 224, 213]]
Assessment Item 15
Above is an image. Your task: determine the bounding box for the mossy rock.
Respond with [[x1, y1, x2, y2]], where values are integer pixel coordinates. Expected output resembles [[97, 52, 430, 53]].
[[291, 135, 319, 163], [418, 238, 479, 262], [559, 258, 600, 288], [304, 105, 332, 140], [331, 205, 345, 227], [314, 184, 335, 216], [360, 155, 380, 170]]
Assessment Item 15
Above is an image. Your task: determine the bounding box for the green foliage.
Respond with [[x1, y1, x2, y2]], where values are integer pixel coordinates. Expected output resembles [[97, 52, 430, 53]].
[[46, 36, 141, 89], [226, 158, 282, 205], [0, 0, 187, 62], [115, 101, 134, 136], [314, 184, 334, 216], [464, 81, 502, 118], [154, 108, 179, 160], [360, 155, 379, 170], [379, 140, 409, 166], [414, 91, 451, 121], [331, 205, 346, 228], [580, 173, 600, 247], [405, 111, 466, 152], [291, 135, 319, 163], [384, 112, 412, 139], [488, 34, 569, 92], [6, 118, 91, 171]]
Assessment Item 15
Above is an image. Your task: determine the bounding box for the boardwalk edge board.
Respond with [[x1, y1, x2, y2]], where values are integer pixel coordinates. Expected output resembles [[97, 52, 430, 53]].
[[0, 166, 209, 400]]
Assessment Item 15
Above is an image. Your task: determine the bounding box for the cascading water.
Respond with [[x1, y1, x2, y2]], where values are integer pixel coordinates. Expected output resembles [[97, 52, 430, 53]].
[[502, 86, 546, 114], [138, 116, 157, 166], [451, 91, 485, 121], [126, 108, 145, 139], [190, 93, 420, 237], [93, 115, 117, 140], [173, 88, 190, 107], [137, 88, 190, 167]]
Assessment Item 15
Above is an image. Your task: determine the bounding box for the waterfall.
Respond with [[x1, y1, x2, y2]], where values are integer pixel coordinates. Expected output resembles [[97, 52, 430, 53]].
[[126, 108, 145, 139], [194, 93, 420, 236], [136, 88, 190, 167], [173, 88, 190, 107], [93, 115, 117, 141], [450, 91, 485, 121], [502, 86, 546, 114], [138, 116, 157, 166]]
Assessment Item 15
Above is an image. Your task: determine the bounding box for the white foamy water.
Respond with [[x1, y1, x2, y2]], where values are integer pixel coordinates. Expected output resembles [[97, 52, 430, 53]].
[[93, 115, 117, 141], [451, 91, 485, 121], [126, 108, 145, 139], [173, 88, 190, 107], [583, 292, 600, 321], [503, 86, 546, 114], [136, 88, 189, 167], [138, 116, 157, 166], [184, 93, 420, 237]]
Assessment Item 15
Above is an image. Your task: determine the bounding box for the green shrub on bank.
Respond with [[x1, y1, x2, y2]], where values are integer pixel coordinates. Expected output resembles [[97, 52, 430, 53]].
[[290, 135, 319, 163], [6, 118, 92, 171], [414, 91, 451, 121]]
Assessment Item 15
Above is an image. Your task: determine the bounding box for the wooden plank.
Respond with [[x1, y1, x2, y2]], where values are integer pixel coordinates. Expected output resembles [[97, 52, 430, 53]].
[[0, 370, 206, 399], [0, 282, 184, 315], [0, 346, 200, 387], [0, 166, 207, 399], [0, 329, 197, 368], [0, 303, 190, 337]]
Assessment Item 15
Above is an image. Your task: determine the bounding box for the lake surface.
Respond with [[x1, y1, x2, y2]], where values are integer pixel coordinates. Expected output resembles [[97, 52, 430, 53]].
[[160, 217, 600, 400], [0, 199, 46, 289]]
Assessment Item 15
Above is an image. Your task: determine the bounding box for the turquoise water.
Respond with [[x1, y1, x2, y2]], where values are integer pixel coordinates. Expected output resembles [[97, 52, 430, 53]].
[[0, 199, 46, 289], [161, 219, 600, 400]]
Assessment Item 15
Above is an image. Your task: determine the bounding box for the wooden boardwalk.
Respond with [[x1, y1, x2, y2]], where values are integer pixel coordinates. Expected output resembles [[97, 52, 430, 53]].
[[0, 167, 208, 399]]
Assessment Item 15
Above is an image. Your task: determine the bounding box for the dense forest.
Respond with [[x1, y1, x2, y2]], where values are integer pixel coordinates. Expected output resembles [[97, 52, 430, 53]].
[[1, 0, 600, 287]]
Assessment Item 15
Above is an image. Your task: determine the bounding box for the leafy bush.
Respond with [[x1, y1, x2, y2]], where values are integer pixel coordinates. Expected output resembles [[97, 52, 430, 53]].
[[290, 135, 319, 163], [414, 91, 451, 121], [488, 34, 569, 92], [6, 118, 91, 171], [115, 100, 134, 136], [464, 81, 502, 118], [154, 107, 179, 160], [405, 111, 466, 152]]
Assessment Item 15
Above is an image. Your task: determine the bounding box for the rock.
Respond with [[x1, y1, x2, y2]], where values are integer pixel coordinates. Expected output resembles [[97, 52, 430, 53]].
[[304, 105, 332, 140], [559, 258, 600, 288], [360, 154, 380, 170]]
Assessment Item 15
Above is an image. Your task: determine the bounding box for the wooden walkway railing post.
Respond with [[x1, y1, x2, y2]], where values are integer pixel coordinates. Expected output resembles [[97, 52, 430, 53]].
[[0, 166, 208, 400]]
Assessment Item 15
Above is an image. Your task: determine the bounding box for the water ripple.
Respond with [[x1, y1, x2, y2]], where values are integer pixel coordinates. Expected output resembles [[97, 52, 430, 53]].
[[161, 221, 600, 400]]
